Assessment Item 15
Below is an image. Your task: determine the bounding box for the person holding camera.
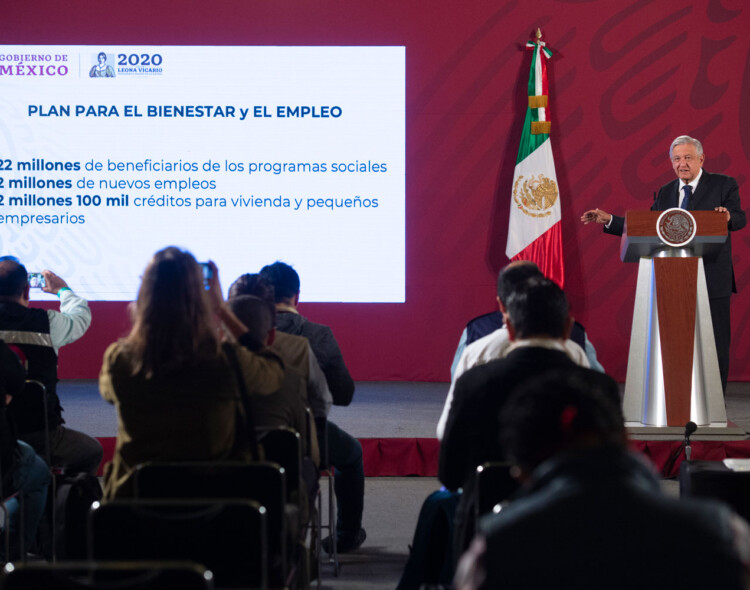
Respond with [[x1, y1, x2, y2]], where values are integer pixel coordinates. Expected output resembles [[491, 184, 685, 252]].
[[0, 256, 102, 475], [98, 248, 285, 499]]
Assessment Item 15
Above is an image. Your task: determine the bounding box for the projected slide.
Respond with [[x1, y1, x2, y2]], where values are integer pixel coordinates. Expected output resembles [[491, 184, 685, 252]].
[[0, 46, 405, 302]]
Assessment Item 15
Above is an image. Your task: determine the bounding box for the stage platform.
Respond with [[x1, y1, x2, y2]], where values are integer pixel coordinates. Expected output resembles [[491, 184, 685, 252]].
[[58, 380, 750, 479]]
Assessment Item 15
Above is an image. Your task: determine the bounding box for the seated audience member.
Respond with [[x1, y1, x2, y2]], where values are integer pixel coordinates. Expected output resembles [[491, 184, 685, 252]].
[[438, 262, 596, 440], [449, 261, 603, 380], [439, 277, 620, 557], [0, 339, 50, 560], [228, 294, 320, 527], [0, 256, 102, 475], [228, 294, 319, 465], [228, 273, 332, 425], [260, 261, 365, 553], [99, 248, 284, 499], [259, 263, 354, 406], [455, 371, 750, 590]]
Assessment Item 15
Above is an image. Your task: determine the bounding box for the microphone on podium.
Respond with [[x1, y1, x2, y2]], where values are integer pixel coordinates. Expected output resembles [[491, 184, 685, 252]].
[[684, 421, 697, 460]]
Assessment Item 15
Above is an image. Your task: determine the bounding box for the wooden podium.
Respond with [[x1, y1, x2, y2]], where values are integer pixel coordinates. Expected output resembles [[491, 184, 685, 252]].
[[620, 210, 742, 436]]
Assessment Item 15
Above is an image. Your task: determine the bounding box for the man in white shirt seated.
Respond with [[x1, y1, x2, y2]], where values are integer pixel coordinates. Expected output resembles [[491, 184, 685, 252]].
[[438, 261, 594, 440]]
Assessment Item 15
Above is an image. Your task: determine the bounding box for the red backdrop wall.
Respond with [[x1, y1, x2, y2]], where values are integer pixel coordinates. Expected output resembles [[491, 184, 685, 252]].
[[6, 0, 750, 383]]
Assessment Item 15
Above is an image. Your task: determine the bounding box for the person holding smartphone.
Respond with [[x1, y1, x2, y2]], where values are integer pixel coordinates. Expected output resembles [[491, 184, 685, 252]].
[[0, 256, 102, 476]]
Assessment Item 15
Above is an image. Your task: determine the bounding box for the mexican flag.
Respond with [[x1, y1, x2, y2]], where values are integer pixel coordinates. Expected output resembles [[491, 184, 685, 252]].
[[505, 31, 564, 288]]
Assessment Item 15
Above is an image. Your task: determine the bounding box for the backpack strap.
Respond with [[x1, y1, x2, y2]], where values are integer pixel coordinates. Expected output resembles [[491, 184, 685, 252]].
[[223, 342, 261, 460]]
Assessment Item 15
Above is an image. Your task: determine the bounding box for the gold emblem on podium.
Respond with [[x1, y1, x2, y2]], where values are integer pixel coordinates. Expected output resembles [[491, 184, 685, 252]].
[[512, 174, 558, 218], [657, 208, 696, 247]]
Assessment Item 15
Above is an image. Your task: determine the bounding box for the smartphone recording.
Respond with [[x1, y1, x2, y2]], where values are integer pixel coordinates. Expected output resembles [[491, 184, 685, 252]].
[[28, 273, 46, 289], [199, 262, 213, 281]]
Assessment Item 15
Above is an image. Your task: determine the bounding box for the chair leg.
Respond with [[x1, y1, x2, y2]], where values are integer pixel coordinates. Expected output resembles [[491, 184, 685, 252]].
[[18, 495, 24, 563], [314, 492, 322, 590], [315, 469, 341, 578], [47, 467, 57, 563], [1, 503, 9, 563], [326, 471, 340, 576]]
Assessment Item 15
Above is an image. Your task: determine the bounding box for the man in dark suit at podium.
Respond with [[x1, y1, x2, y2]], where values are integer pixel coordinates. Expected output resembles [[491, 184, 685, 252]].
[[581, 135, 746, 392]]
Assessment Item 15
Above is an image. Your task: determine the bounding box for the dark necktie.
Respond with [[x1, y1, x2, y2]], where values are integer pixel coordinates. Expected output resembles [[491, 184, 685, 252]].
[[680, 185, 692, 209]]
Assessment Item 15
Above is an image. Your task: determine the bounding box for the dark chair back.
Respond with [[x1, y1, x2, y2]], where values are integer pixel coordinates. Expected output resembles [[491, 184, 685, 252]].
[[680, 460, 750, 523], [257, 428, 301, 502], [474, 462, 519, 521], [8, 380, 49, 457], [133, 461, 287, 586], [88, 499, 267, 589]]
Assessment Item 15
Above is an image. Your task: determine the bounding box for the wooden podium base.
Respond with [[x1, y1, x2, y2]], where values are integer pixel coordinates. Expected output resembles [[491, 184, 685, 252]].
[[622, 254, 727, 427]]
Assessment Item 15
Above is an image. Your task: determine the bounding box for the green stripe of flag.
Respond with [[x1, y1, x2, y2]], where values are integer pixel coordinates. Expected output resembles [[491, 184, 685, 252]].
[[516, 47, 550, 165]]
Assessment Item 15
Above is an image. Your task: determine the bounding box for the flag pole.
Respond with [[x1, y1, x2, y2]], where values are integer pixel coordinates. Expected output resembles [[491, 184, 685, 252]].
[[505, 28, 564, 287]]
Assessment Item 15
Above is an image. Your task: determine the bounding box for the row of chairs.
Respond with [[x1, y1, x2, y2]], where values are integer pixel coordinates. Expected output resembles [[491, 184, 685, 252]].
[[133, 460, 289, 586], [0, 425, 332, 589], [90, 496, 268, 588], [2, 560, 216, 589], [112, 427, 307, 589]]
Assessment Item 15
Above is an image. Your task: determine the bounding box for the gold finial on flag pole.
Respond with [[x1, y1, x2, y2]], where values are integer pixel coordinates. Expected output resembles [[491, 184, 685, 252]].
[[529, 27, 551, 135]]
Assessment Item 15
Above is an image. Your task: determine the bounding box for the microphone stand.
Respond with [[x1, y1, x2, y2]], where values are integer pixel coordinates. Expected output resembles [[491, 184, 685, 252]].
[[662, 422, 698, 477], [684, 422, 696, 460]]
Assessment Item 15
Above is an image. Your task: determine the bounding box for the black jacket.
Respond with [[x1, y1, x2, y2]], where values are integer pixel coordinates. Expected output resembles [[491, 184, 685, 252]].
[[275, 312, 354, 406], [0, 302, 64, 431], [0, 339, 26, 492], [478, 447, 746, 590], [439, 347, 618, 492]]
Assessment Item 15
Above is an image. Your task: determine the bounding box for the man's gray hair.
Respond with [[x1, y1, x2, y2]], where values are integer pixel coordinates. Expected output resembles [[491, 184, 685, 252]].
[[670, 135, 703, 158]]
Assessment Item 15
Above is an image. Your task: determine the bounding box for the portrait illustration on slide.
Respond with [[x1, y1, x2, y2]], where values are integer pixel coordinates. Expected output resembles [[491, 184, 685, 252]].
[[89, 51, 115, 78]]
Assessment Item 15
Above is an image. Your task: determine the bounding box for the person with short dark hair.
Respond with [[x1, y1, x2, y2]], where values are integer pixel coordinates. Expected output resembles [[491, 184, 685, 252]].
[[228, 294, 276, 349], [438, 263, 593, 440], [229, 273, 276, 304], [448, 262, 603, 382], [439, 277, 619, 557], [227, 294, 318, 465], [228, 273, 332, 423], [503, 275, 570, 339], [259, 261, 365, 553], [258, 262, 301, 302], [496, 260, 544, 304], [455, 371, 750, 590], [0, 256, 102, 475], [259, 262, 354, 405], [228, 294, 320, 525]]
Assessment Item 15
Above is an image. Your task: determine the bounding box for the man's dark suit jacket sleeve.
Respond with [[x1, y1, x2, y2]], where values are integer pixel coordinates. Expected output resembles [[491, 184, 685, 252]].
[[724, 176, 747, 231], [317, 327, 355, 406], [438, 374, 474, 491], [604, 214, 625, 237]]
